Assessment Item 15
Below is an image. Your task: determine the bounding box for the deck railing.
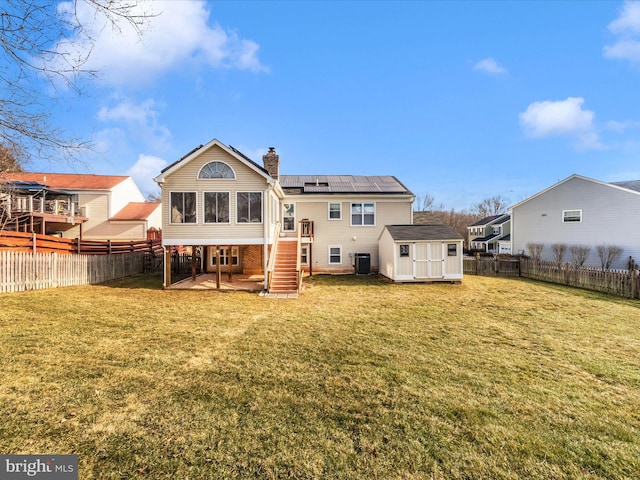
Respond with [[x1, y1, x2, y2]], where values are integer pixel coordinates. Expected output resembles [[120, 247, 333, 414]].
[[7, 196, 80, 217]]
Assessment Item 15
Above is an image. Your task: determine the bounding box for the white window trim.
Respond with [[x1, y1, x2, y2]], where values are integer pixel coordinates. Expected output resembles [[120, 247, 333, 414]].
[[328, 202, 342, 220], [350, 202, 376, 227], [236, 191, 263, 224], [328, 245, 342, 265], [197, 161, 236, 180], [283, 203, 296, 232], [300, 245, 309, 265], [562, 209, 582, 223], [202, 191, 231, 224], [169, 191, 198, 225]]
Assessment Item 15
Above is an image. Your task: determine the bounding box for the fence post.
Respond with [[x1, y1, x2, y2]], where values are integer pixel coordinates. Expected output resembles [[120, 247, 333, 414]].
[[630, 258, 637, 299]]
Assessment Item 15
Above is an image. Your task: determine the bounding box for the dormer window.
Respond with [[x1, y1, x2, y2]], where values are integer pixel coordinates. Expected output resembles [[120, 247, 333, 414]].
[[198, 161, 235, 179]]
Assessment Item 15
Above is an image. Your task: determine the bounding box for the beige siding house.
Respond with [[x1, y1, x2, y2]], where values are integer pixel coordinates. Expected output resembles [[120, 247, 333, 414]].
[[154, 139, 415, 292], [1, 173, 160, 240]]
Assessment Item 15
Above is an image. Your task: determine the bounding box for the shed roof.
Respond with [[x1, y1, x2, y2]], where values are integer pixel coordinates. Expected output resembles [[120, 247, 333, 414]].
[[111, 202, 161, 221], [280, 175, 412, 195], [385, 224, 463, 241]]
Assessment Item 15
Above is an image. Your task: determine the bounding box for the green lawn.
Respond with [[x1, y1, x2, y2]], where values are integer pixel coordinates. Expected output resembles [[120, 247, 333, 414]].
[[1, 274, 639, 479]]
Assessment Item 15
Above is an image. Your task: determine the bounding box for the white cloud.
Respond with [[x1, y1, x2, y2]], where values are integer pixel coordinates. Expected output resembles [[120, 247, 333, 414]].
[[50, 0, 268, 87], [604, 1, 640, 64], [473, 57, 507, 75], [96, 98, 172, 153], [519, 97, 603, 150], [126, 154, 167, 196], [608, 1, 640, 35]]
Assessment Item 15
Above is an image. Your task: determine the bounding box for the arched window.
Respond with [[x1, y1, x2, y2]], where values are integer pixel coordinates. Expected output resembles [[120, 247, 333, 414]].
[[198, 161, 235, 179]]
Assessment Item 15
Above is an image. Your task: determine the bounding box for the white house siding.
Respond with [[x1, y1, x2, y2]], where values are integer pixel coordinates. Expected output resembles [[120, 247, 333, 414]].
[[160, 144, 278, 245], [378, 227, 463, 282], [110, 178, 145, 215], [78, 193, 110, 239], [511, 176, 640, 269], [289, 196, 413, 272]]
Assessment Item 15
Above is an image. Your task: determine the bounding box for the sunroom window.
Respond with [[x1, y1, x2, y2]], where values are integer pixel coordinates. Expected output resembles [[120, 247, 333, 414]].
[[170, 192, 196, 223], [237, 192, 262, 223]]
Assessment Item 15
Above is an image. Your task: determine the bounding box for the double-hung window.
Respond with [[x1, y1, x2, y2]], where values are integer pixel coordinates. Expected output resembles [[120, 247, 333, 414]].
[[203, 192, 230, 223], [328, 202, 342, 220], [351, 202, 375, 226], [328, 246, 342, 265], [237, 192, 262, 223], [170, 192, 197, 223], [562, 209, 582, 223]]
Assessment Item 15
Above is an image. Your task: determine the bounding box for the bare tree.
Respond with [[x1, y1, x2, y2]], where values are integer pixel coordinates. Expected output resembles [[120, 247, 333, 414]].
[[0, 0, 151, 161], [413, 193, 444, 212], [0, 144, 24, 173], [596, 244, 624, 271], [471, 195, 509, 218], [526, 243, 544, 262], [551, 243, 567, 265], [570, 245, 591, 266]]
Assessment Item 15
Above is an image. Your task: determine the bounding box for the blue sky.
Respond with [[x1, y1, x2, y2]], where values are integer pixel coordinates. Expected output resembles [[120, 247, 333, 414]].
[[27, 0, 640, 210]]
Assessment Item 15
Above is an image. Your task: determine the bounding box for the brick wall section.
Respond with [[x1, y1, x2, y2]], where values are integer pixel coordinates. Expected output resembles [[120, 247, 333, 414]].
[[242, 244, 265, 274], [262, 148, 279, 179]]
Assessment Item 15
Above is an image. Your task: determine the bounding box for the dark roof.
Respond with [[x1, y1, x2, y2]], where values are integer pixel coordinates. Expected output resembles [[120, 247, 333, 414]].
[[469, 214, 502, 227], [611, 180, 640, 193], [279, 175, 412, 195], [385, 224, 463, 241], [500, 234, 511, 241], [228, 145, 270, 176], [0, 179, 73, 196], [472, 233, 501, 243], [413, 211, 443, 225]]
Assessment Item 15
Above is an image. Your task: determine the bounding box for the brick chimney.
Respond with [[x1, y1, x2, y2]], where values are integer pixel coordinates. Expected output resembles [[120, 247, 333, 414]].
[[262, 147, 279, 180]]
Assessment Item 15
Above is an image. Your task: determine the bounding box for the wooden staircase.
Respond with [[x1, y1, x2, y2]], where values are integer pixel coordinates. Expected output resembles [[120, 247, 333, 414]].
[[269, 239, 299, 294]]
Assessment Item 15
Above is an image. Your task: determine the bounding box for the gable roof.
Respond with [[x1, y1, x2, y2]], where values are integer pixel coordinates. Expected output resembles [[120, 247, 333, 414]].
[[111, 202, 161, 221], [511, 174, 640, 210], [385, 224, 463, 241], [280, 175, 412, 195], [156, 138, 272, 181], [1, 172, 129, 190]]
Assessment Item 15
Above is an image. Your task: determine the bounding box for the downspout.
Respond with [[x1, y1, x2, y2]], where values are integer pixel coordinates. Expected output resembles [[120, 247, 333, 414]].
[[263, 181, 277, 290]]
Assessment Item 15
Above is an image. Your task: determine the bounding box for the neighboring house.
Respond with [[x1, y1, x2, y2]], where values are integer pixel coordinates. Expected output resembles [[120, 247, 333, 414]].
[[511, 174, 640, 269], [378, 224, 463, 282], [467, 214, 511, 253], [153, 138, 415, 292], [0, 173, 161, 240]]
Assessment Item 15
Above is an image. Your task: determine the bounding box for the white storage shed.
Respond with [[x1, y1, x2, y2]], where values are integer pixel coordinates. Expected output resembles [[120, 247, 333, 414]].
[[379, 224, 464, 283]]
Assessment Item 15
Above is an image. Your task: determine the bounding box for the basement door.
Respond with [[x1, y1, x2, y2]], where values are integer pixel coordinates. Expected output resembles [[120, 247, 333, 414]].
[[413, 242, 444, 279]]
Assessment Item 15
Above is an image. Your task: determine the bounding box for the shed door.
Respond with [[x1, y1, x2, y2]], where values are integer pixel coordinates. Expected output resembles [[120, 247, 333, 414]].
[[413, 242, 444, 279], [429, 242, 443, 278], [413, 243, 429, 278]]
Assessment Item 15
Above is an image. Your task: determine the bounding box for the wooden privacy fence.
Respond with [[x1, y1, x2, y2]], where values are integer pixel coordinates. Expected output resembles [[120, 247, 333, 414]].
[[0, 251, 147, 293], [0, 230, 162, 255], [464, 256, 640, 300]]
